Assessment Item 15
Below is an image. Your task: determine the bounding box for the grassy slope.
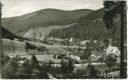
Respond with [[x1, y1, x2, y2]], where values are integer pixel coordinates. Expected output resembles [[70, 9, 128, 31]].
[[2, 39, 73, 63], [2, 39, 72, 55]]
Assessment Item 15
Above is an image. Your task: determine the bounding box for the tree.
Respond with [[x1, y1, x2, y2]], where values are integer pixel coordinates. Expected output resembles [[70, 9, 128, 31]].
[[1, 53, 10, 66], [60, 59, 68, 73], [104, 54, 118, 71], [30, 68, 41, 79], [40, 62, 50, 79], [30, 55, 40, 69], [103, 1, 126, 78], [1, 62, 14, 78], [67, 59, 74, 73], [47, 59, 53, 73], [80, 49, 91, 60], [15, 58, 31, 79], [98, 56, 104, 63], [80, 49, 91, 66], [87, 62, 99, 78], [13, 55, 22, 62], [1, 58, 19, 79]]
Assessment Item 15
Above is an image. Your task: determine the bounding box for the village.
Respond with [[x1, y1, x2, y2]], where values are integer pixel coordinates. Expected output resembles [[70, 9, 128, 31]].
[[1, 35, 123, 78]]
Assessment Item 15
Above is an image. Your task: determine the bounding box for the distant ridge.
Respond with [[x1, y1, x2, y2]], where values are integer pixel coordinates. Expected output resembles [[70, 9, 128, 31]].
[[2, 8, 93, 34], [49, 8, 126, 42]]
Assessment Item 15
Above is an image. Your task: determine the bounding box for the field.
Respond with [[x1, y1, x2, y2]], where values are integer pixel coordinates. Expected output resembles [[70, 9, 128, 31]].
[[1, 38, 121, 79], [2, 39, 72, 54], [2, 39, 101, 63], [2, 39, 103, 63], [1, 39, 73, 63]]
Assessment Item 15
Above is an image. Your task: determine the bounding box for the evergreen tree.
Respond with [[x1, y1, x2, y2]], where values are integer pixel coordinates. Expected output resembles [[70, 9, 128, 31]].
[[104, 54, 118, 72], [30, 55, 40, 69], [68, 59, 74, 73], [103, 1, 126, 78], [87, 62, 99, 78]]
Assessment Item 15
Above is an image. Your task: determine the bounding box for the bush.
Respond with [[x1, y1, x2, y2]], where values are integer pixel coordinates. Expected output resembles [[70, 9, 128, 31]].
[[87, 62, 100, 78], [80, 49, 91, 60], [104, 54, 118, 70], [1, 53, 10, 66]]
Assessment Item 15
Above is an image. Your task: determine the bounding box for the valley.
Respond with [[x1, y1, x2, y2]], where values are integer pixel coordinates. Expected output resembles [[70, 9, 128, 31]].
[[1, 3, 126, 78]]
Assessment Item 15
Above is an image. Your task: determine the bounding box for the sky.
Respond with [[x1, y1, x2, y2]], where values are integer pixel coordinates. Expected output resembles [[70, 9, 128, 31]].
[[0, 0, 103, 18]]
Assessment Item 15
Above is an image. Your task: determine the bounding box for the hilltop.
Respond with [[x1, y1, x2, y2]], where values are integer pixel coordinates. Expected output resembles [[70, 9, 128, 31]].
[[2, 8, 93, 36]]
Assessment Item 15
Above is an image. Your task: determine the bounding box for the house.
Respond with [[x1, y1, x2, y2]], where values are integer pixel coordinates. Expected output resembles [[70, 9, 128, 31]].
[[69, 37, 75, 43], [94, 40, 98, 43], [80, 40, 90, 45]]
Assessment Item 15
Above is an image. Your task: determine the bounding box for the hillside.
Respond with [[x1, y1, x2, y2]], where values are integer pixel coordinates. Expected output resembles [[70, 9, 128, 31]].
[[2, 39, 72, 55], [2, 8, 93, 35], [49, 8, 126, 42], [1, 27, 16, 39]]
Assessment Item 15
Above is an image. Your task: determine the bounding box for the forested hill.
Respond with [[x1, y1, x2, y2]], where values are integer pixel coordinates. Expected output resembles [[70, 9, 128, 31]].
[[49, 8, 126, 42], [1, 27, 16, 39], [2, 9, 93, 34]]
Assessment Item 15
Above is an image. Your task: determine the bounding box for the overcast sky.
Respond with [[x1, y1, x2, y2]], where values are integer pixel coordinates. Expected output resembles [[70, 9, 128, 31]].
[[1, 0, 103, 18]]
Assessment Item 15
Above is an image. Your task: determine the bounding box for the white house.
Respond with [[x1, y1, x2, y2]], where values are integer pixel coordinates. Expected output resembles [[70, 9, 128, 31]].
[[80, 40, 90, 45], [40, 36, 45, 40], [69, 37, 75, 43], [94, 40, 98, 43]]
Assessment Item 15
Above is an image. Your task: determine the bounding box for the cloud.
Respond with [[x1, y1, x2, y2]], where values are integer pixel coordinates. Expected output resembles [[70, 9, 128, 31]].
[[69, 4, 91, 10]]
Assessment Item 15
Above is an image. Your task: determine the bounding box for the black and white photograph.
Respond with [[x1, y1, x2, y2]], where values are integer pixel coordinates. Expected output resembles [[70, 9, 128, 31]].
[[0, 0, 127, 79]]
